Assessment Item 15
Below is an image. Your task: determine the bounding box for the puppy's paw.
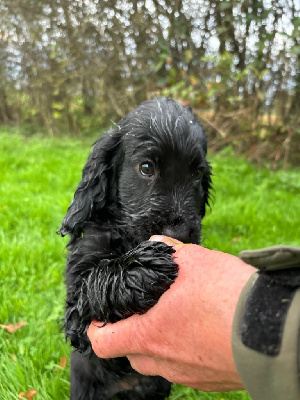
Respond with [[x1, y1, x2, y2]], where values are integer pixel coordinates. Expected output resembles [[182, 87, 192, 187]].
[[87, 241, 178, 323], [113, 240, 178, 320], [123, 240, 178, 280]]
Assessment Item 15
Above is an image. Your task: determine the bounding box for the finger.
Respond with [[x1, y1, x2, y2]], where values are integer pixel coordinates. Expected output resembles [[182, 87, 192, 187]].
[[127, 354, 161, 376], [87, 315, 144, 359]]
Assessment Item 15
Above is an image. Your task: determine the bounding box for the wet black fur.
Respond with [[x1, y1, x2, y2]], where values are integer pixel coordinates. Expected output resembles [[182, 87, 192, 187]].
[[59, 97, 212, 400]]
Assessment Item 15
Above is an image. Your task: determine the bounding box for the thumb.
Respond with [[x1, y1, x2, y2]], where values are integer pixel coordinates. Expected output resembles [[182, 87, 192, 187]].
[[87, 314, 144, 359], [149, 235, 185, 249]]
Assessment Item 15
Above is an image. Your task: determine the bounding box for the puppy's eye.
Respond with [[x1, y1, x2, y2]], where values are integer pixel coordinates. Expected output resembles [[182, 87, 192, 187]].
[[140, 162, 155, 177], [193, 169, 204, 180]]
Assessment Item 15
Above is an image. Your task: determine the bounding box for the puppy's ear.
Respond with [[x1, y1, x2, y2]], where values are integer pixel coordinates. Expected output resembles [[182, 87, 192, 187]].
[[200, 163, 212, 218], [58, 131, 123, 237]]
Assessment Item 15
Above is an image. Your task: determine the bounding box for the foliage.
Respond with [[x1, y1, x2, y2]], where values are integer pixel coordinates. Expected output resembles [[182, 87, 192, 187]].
[[0, 1, 299, 137], [1, 132, 299, 398]]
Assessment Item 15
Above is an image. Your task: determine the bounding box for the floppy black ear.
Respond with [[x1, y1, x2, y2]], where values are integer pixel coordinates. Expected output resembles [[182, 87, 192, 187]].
[[195, 123, 213, 219], [200, 162, 213, 218], [58, 130, 123, 237]]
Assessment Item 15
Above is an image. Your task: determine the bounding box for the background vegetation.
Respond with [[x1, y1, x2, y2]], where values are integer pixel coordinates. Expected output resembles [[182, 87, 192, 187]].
[[0, 0, 299, 165], [0, 132, 299, 399]]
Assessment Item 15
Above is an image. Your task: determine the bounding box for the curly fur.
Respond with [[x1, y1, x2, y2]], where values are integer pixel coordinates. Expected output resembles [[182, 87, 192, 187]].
[[59, 97, 212, 400]]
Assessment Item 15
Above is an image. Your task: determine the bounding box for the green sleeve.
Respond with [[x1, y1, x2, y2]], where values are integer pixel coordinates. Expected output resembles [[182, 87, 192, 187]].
[[232, 246, 300, 400]]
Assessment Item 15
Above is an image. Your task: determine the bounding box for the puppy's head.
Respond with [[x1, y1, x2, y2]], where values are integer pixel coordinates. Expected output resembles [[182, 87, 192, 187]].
[[118, 97, 211, 244], [59, 97, 211, 244]]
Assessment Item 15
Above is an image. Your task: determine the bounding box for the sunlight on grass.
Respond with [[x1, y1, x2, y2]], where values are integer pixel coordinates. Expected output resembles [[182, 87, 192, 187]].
[[0, 133, 299, 399]]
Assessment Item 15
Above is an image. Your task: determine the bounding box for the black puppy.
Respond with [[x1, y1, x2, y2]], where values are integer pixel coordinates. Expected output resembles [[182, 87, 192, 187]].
[[59, 97, 212, 399]]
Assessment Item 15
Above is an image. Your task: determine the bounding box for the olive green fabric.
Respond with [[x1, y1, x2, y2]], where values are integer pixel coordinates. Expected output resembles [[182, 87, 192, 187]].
[[232, 246, 300, 400], [232, 275, 300, 400], [239, 245, 300, 270]]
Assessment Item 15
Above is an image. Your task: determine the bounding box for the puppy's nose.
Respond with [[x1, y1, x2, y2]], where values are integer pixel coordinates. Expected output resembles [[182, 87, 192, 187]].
[[162, 225, 197, 244]]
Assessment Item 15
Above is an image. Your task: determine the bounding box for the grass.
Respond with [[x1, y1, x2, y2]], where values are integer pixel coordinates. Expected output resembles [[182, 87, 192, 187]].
[[0, 132, 299, 399]]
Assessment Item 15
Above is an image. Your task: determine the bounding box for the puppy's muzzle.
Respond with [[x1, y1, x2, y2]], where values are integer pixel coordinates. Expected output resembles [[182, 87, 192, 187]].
[[162, 223, 198, 244]]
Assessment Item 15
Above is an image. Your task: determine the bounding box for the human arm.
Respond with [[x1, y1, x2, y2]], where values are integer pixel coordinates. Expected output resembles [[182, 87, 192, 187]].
[[87, 237, 300, 397]]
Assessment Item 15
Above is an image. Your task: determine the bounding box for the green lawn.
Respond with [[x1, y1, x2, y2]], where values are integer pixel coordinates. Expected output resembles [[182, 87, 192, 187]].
[[0, 132, 299, 399]]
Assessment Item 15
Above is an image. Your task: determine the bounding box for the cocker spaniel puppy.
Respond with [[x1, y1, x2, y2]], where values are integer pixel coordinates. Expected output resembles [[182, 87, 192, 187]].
[[59, 97, 212, 400]]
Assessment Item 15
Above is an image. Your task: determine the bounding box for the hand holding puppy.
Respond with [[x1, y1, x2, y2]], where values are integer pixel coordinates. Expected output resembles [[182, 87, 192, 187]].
[[88, 235, 255, 392]]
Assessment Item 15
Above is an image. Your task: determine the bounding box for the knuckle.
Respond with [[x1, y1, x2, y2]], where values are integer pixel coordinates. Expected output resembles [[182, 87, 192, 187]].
[[128, 355, 156, 376]]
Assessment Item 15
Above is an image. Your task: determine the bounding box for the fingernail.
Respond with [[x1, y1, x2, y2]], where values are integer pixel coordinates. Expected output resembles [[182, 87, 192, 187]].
[[149, 235, 165, 241]]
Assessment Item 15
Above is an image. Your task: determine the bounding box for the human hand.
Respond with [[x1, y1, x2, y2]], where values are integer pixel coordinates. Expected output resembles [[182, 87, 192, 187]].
[[87, 236, 255, 391]]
